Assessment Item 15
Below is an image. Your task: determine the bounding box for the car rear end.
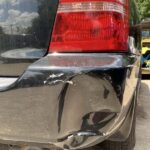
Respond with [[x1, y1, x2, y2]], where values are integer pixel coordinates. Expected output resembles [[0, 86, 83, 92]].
[[0, 0, 141, 150]]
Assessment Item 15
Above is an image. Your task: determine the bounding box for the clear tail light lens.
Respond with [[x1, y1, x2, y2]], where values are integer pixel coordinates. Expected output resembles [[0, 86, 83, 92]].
[[49, 0, 129, 53]]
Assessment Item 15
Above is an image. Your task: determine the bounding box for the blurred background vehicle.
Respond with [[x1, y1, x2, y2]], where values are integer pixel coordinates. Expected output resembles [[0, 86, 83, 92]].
[[141, 19, 150, 74]]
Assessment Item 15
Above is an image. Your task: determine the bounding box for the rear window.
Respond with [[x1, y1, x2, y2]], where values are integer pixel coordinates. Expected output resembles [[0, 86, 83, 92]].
[[0, 0, 57, 55]]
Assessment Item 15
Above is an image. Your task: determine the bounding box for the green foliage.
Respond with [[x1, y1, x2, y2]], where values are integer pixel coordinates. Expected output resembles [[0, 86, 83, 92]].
[[130, 0, 140, 24], [137, 0, 150, 20]]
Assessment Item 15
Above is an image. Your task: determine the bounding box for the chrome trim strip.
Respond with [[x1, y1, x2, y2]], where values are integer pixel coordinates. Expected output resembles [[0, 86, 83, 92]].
[[58, 2, 125, 14], [28, 53, 136, 71], [0, 78, 17, 89]]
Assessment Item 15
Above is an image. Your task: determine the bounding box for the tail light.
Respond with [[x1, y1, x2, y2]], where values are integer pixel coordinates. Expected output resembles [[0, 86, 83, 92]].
[[49, 0, 129, 53]]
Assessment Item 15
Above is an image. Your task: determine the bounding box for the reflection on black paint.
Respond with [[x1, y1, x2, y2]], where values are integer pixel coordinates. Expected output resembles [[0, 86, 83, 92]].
[[81, 112, 116, 131], [27, 0, 58, 48], [0, 0, 57, 54], [103, 85, 110, 99]]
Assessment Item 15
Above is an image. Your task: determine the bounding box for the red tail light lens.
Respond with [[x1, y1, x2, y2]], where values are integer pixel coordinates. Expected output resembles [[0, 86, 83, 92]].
[[49, 0, 129, 53]]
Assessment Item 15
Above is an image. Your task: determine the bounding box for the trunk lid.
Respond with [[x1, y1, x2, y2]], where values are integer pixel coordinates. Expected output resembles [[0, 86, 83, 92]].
[[0, 0, 58, 76]]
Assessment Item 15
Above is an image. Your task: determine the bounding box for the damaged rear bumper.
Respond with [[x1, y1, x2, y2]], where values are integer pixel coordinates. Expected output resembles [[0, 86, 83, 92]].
[[0, 53, 140, 149]]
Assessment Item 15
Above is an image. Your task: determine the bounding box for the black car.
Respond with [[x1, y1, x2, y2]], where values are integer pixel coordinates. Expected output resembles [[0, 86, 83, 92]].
[[0, 0, 141, 150]]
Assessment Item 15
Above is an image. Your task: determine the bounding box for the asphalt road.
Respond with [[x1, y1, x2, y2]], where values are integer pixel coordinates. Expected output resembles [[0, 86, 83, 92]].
[[134, 80, 150, 150]]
